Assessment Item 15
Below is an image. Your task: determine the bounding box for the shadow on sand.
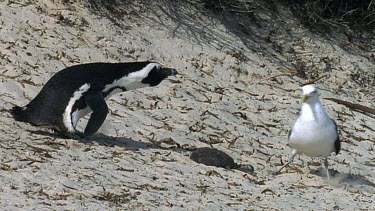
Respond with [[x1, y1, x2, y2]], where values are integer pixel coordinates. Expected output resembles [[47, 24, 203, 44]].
[[85, 0, 294, 68], [27, 129, 158, 151], [311, 168, 375, 193]]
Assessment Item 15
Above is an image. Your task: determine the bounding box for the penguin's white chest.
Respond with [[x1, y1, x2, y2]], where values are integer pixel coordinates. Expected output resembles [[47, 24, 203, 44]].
[[69, 87, 125, 128], [71, 107, 91, 128], [63, 83, 91, 133], [61, 69, 152, 133], [65, 85, 139, 132]]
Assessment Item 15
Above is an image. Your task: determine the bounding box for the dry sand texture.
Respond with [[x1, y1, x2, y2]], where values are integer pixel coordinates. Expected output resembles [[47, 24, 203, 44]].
[[0, 0, 374, 210]]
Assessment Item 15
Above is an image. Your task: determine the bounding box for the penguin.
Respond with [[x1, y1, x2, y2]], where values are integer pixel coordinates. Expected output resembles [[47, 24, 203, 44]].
[[11, 61, 178, 137]]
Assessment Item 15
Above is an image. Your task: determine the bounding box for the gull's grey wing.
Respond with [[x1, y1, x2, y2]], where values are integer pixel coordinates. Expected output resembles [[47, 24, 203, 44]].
[[332, 119, 341, 155]]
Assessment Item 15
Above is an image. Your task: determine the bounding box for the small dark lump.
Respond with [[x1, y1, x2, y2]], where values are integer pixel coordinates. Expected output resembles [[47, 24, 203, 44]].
[[190, 147, 237, 169]]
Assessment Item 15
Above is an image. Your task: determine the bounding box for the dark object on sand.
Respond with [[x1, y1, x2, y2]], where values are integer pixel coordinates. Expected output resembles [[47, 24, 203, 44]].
[[190, 147, 254, 174], [190, 147, 237, 169]]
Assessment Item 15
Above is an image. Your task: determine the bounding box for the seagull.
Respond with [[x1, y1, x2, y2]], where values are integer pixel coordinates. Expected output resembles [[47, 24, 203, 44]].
[[277, 84, 341, 179]]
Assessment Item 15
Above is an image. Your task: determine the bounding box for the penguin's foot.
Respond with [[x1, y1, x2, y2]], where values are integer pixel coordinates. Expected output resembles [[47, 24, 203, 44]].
[[74, 131, 94, 142], [59, 131, 86, 141]]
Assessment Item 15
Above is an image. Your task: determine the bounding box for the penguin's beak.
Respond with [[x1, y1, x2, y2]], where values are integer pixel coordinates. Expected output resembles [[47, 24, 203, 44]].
[[301, 94, 309, 102], [156, 68, 178, 81], [163, 68, 178, 76]]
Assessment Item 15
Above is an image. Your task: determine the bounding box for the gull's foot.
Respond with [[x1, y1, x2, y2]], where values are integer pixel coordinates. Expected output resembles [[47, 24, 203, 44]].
[[272, 169, 283, 175]]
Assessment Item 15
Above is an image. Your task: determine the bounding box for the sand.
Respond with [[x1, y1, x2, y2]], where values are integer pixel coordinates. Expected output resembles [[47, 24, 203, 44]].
[[0, 0, 374, 210]]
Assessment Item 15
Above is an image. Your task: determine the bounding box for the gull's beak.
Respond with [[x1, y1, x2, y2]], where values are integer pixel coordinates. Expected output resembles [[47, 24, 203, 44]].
[[301, 94, 309, 102]]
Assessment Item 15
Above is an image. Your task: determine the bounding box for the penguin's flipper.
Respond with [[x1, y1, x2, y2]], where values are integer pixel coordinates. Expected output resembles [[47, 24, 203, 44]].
[[83, 90, 108, 136]]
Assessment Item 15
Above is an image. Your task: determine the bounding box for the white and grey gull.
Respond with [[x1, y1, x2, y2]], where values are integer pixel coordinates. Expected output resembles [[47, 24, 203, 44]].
[[277, 84, 341, 179]]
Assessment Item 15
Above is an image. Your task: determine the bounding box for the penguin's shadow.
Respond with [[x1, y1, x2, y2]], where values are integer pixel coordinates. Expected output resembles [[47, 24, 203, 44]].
[[28, 130, 158, 150], [85, 134, 157, 150], [311, 168, 375, 190]]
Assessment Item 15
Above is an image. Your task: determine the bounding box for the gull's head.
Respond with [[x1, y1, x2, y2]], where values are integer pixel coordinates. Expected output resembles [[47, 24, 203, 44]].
[[301, 84, 319, 103]]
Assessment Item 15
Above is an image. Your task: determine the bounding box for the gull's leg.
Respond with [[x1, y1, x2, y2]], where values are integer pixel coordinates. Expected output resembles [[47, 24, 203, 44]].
[[323, 157, 330, 180], [276, 149, 297, 173]]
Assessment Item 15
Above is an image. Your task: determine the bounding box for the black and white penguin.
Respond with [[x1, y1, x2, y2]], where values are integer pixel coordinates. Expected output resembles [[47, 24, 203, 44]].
[[11, 61, 178, 137]]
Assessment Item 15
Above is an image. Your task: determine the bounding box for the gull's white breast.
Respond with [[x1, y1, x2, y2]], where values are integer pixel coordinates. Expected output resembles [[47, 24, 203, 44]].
[[289, 117, 337, 157]]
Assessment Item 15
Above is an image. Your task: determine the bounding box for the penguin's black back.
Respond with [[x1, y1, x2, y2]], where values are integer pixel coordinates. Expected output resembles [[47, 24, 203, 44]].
[[12, 62, 152, 129]]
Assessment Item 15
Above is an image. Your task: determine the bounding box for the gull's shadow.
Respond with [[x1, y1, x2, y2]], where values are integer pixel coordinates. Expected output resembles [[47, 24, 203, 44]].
[[27, 129, 158, 150], [311, 168, 375, 192]]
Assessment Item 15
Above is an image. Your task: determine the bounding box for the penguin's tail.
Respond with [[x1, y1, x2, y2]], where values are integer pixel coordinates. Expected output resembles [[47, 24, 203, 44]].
[[10, 106, 29, 123]]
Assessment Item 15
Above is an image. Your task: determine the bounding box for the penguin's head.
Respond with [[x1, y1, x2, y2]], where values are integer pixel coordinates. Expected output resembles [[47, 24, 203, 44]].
[[141, 63, 178, 86]]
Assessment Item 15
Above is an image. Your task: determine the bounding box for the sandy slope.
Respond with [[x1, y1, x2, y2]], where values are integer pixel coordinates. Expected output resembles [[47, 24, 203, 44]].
[[0, 0, 374, 210]]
